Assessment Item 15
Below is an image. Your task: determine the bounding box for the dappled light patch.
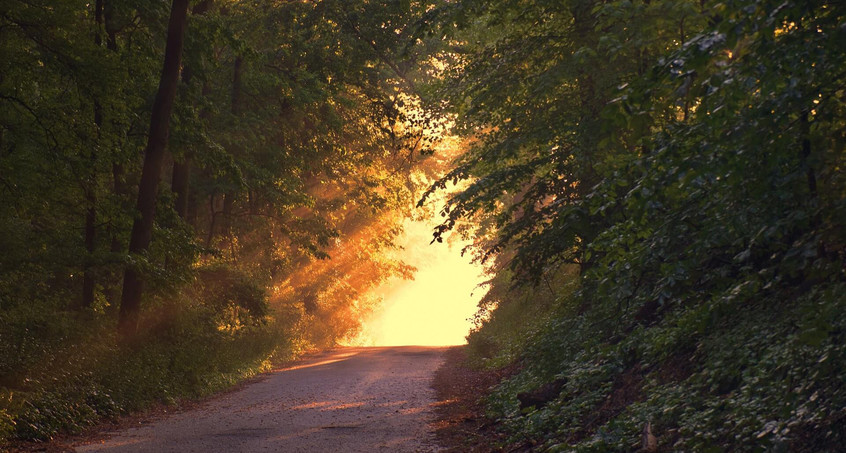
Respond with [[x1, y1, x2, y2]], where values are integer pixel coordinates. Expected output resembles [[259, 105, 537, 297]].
[[279, 351, 361, 372]]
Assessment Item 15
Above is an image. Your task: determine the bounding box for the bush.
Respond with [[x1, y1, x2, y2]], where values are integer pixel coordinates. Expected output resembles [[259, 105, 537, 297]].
[[0, 290, 292, 444]]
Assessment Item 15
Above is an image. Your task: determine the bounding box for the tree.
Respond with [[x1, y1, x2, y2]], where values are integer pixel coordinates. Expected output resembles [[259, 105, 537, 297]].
[[420, 0, 706, 280], [118, 0, 190, 337], [428, 1, 846, 450]]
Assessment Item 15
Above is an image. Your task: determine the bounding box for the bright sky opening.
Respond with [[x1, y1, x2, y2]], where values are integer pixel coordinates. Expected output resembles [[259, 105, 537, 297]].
[[347, 218, 486, 347]]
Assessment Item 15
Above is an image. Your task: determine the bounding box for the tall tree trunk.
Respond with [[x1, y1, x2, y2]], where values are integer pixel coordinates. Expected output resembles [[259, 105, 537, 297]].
[[105, 2, 122, 249], [571, 1, 601, 195], [118, 0, 190, 337], [101, 2, 126, 311], [171, 0, 214, 221], [800, 111, 817, 199], [222, 191, 234, 236], [571, 0, 602, 274], [231, 56, 243, 115], [110, 162, 125, 255], [81, 0, 106, 310], [220, 55, 243, 257], [187, 188, 198, 226], [171, 160, 190, 218], [106, 161, 126, 311], [206, 192, 218, 248], [222, 191, 236, 260], [82, 179, 97, 309]]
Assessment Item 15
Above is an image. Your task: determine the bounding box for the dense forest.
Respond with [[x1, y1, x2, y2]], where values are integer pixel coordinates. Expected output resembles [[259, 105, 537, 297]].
[[0, 0, 443, 441], [1, 0, 844, 451]]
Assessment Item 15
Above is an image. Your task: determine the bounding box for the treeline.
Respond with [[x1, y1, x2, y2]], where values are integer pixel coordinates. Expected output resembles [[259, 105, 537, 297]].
[[423, 0, 845, 451], [0, 0, 440, 442]]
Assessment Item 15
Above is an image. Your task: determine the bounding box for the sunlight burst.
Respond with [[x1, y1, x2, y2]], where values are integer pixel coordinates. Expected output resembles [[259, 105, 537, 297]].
[[346, 219, 485, 347]]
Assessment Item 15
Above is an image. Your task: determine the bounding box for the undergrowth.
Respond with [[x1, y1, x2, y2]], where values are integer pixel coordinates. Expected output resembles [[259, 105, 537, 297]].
[[0, 281, 305, 444], [468, 279, 846, 452]]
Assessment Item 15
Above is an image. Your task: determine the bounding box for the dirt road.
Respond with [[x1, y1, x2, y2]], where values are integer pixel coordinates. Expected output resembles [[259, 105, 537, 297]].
[[75, 347, 448, 452]]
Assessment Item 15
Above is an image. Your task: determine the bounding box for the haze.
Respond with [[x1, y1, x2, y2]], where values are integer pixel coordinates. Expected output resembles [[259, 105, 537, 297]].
[[348, 218, 485, 347]]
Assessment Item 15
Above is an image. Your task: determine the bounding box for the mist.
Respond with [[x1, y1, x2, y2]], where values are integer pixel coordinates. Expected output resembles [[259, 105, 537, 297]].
[[347, 217, 486, 346]]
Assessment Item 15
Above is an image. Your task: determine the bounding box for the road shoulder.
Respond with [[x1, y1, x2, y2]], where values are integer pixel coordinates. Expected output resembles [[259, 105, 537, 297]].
[[431, 346, 518, 452]]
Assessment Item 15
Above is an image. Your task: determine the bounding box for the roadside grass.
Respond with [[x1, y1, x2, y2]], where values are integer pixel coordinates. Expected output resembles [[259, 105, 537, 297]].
[[0, 300, 302, 445]]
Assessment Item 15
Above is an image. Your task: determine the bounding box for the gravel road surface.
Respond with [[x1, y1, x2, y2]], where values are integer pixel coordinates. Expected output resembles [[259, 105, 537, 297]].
[[75, 346, 447, 452]]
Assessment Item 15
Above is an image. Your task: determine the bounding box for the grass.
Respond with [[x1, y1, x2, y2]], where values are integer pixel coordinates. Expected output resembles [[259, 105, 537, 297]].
[[0, 300, 304, 445]]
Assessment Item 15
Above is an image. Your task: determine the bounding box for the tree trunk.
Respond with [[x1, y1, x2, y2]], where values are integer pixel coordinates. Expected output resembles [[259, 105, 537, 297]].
[[187, 188, 198, 226], [118, 0, 190, 337], [206, 192, 218, 248], [105, 0, 122, 250], [110, 162, 125, 254], [171, 160, 190, 218], [101, 2, 125, 310], [219, 55, 243, 258], [171, 0, 214, 221], [232, 56, 243, 115], [222, 191, 236, 260], [82, 182, 97, 309], [81, 0, 106, 310], [800, 111, 817, 199], [222, 191, 234, 236]]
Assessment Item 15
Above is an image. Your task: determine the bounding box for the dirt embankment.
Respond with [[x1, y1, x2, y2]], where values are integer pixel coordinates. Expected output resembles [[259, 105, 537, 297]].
[[431, 347, 518, 452]]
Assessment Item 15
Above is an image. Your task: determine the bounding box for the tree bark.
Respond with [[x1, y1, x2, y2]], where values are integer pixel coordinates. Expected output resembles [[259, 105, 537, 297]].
[[800, 111, 817, 199], [171, 159, 190, 218], [231, 56, 243, 115], [222, 191, 234, 237], [171, 0, 214, 220], [82, 181, 97, 308], [222, 191, 237, 259], [101, 1, 126, 310], [105, 1, 122, 250], [110, 162, 125, 254], [206, 192, 218, 248], [81, 0, 106, 310], [118, 0, 190, 337], [220, 55, 243, 257]]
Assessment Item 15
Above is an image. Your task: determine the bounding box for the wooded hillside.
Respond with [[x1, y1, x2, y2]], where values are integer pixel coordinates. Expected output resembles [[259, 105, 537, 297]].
[[430, 0, 845, 451]]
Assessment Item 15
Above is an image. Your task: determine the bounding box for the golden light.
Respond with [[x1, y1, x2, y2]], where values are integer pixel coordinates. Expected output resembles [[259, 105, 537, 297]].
[[345, 218, 486, 347]]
